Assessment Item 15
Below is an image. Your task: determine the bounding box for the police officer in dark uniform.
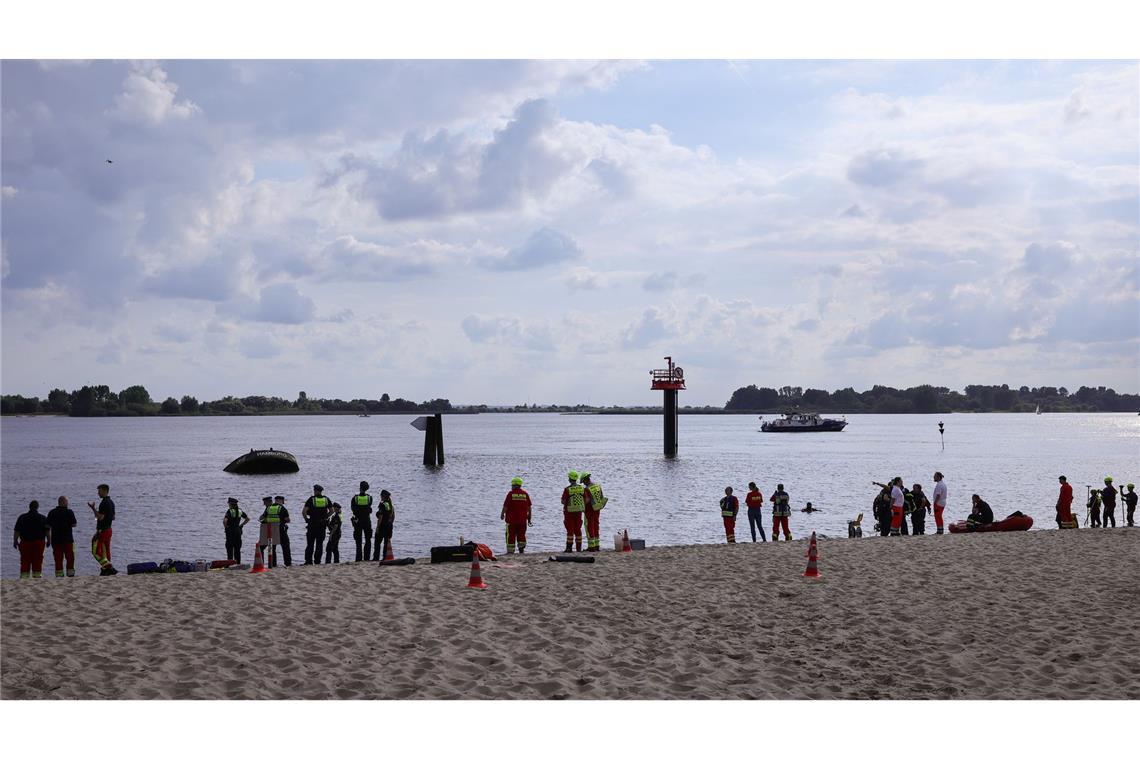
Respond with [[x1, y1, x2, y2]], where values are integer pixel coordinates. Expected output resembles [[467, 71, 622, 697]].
[[223, 497, 249, 562], [372, 489, 396, 561], [273, 496, 292, 566], [350, 481, 373, 562], [303, 485, 332, 565]]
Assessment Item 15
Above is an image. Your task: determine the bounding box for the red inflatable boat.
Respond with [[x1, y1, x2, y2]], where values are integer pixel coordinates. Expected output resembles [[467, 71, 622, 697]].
[[948, 514, 1034, 534]]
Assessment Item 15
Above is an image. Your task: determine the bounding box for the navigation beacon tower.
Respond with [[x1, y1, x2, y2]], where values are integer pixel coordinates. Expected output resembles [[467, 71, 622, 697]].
[[650, 356, 686, 458]]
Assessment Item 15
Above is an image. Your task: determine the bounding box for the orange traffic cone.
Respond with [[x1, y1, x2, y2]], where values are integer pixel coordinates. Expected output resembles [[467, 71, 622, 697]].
[[250, 544, 268, 574], [802, 532, 821, 579], [621, 529, 633, 553], [383, 540, 395, 561], [466, 551, 488, 589]]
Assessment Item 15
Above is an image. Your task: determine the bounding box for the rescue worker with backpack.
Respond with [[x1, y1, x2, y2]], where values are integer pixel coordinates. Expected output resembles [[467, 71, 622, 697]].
[[581, 473, 607, 552], [719, 486, 739, 543], [222, 497, 249, 562], [500, 477, 532, 554], [770, 484, 792, 541], [560, 471, 592, 552], [1087, 487, 1102, 527], [258, 496, 286, 567], [350, 481, 373, 562]]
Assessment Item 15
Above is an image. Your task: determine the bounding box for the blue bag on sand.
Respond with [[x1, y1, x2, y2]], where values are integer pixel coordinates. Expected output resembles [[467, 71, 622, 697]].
[[172, 560, 196, 573], [127, 562, 159, 575]]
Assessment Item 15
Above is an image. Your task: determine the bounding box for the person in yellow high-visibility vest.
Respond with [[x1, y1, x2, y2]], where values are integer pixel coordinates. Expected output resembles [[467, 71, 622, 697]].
[[719, 486, 739, 543], [581, 473, 607, 552], [560, 471, 592, 552]]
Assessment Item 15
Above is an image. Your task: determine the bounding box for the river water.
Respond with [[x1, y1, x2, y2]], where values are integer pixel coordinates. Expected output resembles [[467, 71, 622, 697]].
[[1, 413, 1137, 577]]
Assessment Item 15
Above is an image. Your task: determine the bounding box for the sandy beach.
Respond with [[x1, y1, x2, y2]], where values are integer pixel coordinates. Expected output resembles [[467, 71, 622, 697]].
[[2, 528, 1137, 699]]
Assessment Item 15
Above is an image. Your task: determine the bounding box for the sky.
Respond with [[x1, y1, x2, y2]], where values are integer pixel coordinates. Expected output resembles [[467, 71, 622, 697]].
[[2, 59, 1138, 406]]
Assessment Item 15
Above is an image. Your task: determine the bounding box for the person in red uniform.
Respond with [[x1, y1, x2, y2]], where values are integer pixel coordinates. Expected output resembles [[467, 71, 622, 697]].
[[87, 483, 118, 576], [560, 471, 592, 552], [45, 496, 78, 577], [719, 486, 739, 543], [13, 500, 49, 579], [1056, 475, 1075, 528], [745, 481, 766, 542], [501, 477, 533, 554]]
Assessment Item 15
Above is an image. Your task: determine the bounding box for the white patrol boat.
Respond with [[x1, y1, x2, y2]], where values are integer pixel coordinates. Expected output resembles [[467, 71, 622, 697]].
[[760, 412, 847, 432]]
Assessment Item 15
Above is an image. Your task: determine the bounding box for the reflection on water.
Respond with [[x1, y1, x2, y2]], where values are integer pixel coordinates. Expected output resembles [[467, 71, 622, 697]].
[[2, 413, 1137, 576]]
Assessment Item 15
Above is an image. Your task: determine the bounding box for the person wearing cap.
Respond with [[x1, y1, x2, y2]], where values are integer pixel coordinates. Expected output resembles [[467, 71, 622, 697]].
[[745, 482, 766, 542], [350, 481, 373, 562], [931, 472, 948, 534], [560, 471, 592, 553], [719, 486, 739, 543], [581, 473, 607, 552], [222, 497, 249, 563], [273, 495, 292, 566], [1056, 476, 1075, 528], [372, 490, 396, 560], [1100, 477, 1118, 528], [501, 477, 533, 554], [1124, 483, 1137, 527], [325, 504, 343, 563], [302, 485, 332, 565], [770, 484, 792, 541]]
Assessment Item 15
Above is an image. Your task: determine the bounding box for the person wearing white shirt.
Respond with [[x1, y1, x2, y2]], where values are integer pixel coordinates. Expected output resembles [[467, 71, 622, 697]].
[[932, 472, 948, 534], [890, 477, 905, 536]]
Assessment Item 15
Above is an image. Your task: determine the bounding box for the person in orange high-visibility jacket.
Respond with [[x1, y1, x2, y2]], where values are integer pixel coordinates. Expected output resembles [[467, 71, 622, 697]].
[[501, 477, 533, 554], [560, 471, 592, 552], [581, 473, 607, 552], [720, 486, 739, 543]]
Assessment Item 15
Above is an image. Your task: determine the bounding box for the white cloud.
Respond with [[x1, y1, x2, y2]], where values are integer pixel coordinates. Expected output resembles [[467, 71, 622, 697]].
[[111, 62, 200, 125], [480, 227, 583, 271]]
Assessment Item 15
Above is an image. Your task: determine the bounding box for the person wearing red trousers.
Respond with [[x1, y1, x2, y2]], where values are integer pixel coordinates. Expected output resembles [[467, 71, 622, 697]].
[[719, 486, 739, 543], [581, 473, 607, 552], [13, 500, 49, 579], [932, 471, 948, 534], [87, 483, 118, 576], [560, 471, 592, 552], [770, 484, 793, 541], [889, 477, 905, 536], [501, 477, 533, 554], [45, 496, 78, 577], [1055, 475, 1075, 528]]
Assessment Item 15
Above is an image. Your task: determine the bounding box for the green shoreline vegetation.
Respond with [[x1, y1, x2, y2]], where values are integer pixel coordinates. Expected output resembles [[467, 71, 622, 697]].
[[1, 383, 1136, 417]]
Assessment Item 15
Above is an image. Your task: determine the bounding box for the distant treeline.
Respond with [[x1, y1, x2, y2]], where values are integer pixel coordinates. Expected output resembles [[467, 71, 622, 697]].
[[0, 386, 453, 417], [724, 384, 1139, 414]]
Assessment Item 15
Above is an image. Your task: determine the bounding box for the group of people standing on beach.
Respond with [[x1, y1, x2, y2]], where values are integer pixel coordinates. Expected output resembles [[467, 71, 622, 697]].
[[1056, 475, 1135, 529], [11, 484, 118, 578], [10, 470, 1137, 579], [224, 481, 396, 566]]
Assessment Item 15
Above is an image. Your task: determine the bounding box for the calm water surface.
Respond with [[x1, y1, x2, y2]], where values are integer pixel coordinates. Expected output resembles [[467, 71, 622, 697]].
[[2, 413, 1137, 577]]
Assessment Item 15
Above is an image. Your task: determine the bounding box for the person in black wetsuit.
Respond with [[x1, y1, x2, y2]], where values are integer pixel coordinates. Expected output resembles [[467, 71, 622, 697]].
[[223, 498, 249, 562], [967, 494, 994, 530], [1101, 477, 1118, 528], [910, 484, 930, 535], [1125, 484, 1137, 527], [303, 485, 331, 565], [273, 496, 292, 566], [325, 504, 343, 563], [350, 481, 373, 562], [873, 483, 892, 537]]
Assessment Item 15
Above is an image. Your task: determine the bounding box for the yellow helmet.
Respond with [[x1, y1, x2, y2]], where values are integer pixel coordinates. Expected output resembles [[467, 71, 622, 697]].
[[511, 477, 523, 487], [568, 471, 579, 481]]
